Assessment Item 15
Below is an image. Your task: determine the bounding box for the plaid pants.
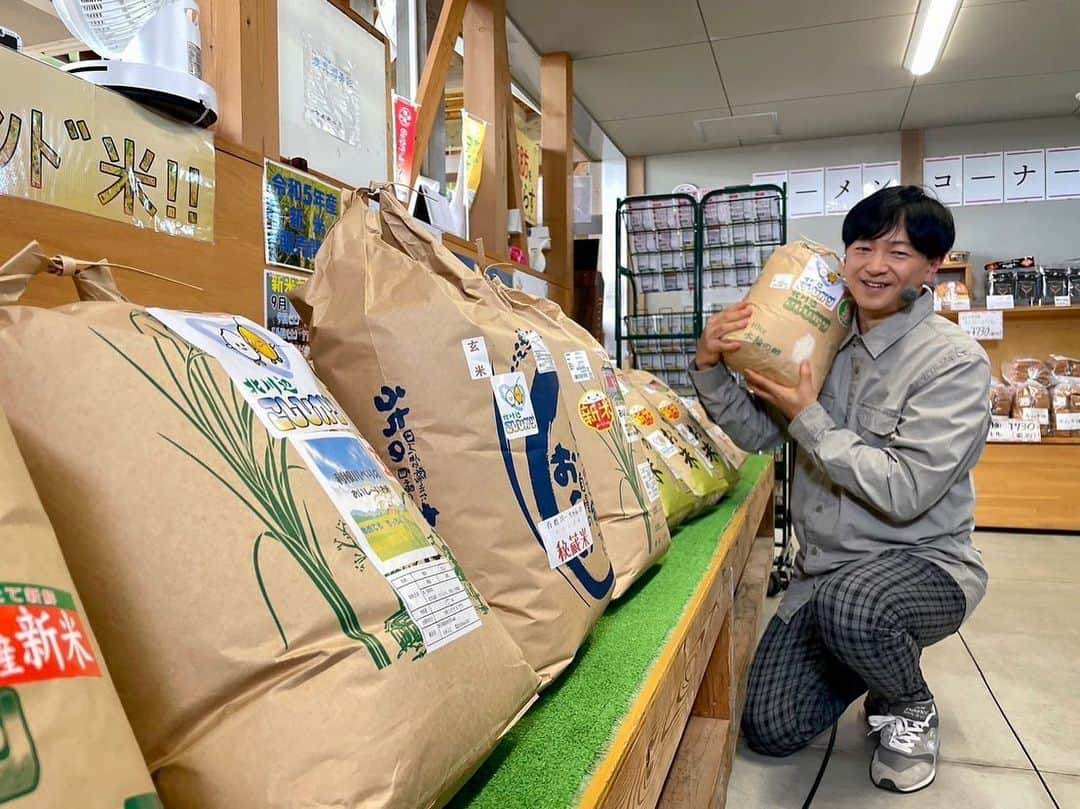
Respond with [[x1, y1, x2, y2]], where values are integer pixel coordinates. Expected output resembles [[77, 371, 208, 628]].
[[741, 550, 966, 757]]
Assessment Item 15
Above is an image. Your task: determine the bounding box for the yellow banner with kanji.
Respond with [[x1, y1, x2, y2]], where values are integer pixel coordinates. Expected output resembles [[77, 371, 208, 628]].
[[0, 48, 215, 242], [515, 129, 540, 226]]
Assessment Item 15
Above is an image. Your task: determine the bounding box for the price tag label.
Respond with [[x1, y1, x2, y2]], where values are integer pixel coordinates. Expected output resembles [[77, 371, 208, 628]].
[[958, 310, 1003, 341], [1055, 296, 1071, 307], [988, 417, 1042, 443], [986, 294, 1015, 310]]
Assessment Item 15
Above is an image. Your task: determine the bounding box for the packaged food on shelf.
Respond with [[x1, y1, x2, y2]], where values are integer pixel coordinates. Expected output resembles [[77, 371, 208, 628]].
[[0, 244, 538, 809], [989, 377, 1014, 417], [1002, 357, 1053, 388], [1051, 377, 1080, 437], [0, 407, 160, 809], [934, 280, 971, 311], [1014, 268, 1040, 307], [1049, 353, 1080, 380], [294, 189, 615, 686], [1041, 267, 1071, 304], [1011, 379, 1052, 437], [985, 269, 1016, 304], [984, 256, 1037, 272], [721, 241, 851, 391]]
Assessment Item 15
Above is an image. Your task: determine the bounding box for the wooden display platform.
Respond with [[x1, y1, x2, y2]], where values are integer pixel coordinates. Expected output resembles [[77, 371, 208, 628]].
[[577, 462, 774, 809]]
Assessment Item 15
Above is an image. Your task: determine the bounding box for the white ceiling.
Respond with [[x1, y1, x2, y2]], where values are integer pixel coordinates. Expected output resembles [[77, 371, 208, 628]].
[[507, 0, 1080, 156]]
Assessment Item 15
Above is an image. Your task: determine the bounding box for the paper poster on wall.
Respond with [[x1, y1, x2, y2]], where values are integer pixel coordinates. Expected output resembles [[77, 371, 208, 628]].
[[862, 161, 900, 197], [752, 170, 788, 190], [0, 47, 215, 242], [923, 156, 963, 206], [962, 152, 1004, 206], [824, 165, 863, 215], [1003, 150, 1046, 202], [263, 159, 343, 271], [264, 269, 310, 358], [1045, 146, 1080, 200], [450, 111, 487, 238], [516, 130, 540, 225], [787, 168, 825, 218]]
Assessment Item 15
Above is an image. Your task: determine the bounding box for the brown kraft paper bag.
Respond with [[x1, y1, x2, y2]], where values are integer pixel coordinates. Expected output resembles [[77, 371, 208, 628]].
[[722, 241, 851, 389], [0, 407, 161, 809], [0, 244, 538, 809], [293, 193, 616, 686]]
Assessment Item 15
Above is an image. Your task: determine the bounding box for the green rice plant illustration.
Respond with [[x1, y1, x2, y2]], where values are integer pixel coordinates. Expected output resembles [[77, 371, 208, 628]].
[[385, 594, 425, 660], [94, 312, 392, 669]]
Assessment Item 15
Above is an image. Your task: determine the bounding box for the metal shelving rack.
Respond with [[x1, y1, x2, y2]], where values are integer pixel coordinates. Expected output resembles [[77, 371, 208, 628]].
[[615, 183, 795, 592]]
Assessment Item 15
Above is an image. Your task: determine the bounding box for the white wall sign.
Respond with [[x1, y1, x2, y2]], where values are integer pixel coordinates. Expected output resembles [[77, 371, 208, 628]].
[[752, 170, 788, 190], [923, 156, 963, 206], [1003, 149, 1046, 202], [958, 310, 1003, 341], [1046, 146, 1080, 200], [962, 152, 1004, 206], [824, 165, 863, 216], [862, 161, 900, 197], [788, 168, 825, 218]]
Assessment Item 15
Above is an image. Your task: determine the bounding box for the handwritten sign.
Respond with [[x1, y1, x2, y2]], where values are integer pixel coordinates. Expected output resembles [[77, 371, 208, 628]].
[[958, 310, 1003, 341], [0, 47, 215, 241], [988, 417, 1041, 443], [516, 129, 540, 226]]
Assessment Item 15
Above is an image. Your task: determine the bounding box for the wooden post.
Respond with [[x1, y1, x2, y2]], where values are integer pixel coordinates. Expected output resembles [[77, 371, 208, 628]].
[[901, 129, 925, 187], [201, 0, 280, 157], [411, 0, 469, 185], [628, 156, 646, 196], [541, 52, 574, 314], [463, 0, 511, 259]]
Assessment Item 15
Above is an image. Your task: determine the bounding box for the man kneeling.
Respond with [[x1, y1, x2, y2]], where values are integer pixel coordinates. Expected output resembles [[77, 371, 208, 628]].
[[691, 186, 990, 794]]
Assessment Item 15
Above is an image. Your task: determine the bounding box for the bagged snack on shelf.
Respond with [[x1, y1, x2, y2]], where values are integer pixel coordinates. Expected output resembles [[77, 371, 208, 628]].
[[0, 244, 538, 809], [933, 280, 971, 311], [616, 370, 727, 517], [1011, 379, 1051, 437], [989, 377, 1014, 417], [0, 407, 161, 809], [487, 280, 671, 600], [1051, 378, 1080, 437], [294, 190, 615, 686], [1002, 357, 1052, 388], [722, 242, 852, 390], [1048, 353, 1080, 381], [624, 368, 739, 489]]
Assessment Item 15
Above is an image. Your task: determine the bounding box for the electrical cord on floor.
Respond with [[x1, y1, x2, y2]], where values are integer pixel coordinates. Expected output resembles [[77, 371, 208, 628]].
[[800, 721, 837, 809], [957, 631, 1062, 809]]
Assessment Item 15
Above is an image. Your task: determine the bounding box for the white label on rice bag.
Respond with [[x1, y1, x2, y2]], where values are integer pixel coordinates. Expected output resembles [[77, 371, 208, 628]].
[[491, 372, 539, 439], [645, 430, 679, 459], [678, 395, 699, 411], [523, 331, 556, 374], [1022, 407, 1050, 425], [794, 254, 845, 311], [637, 460, 662, 504], [616, 405, 638, 442], [292, 434, 480, 652], [565, 351, 594, 382], [537, 501, 594, 569], [675, 423, 701, 447], [1056, 412, 1080, 430], [462, 336, 493, 380], [769, 273, 794, 290], [146, 310, 352, 438]]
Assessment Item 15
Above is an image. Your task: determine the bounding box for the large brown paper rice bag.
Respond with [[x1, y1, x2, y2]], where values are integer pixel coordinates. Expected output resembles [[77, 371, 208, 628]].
[[293, 193, 615, 686], [615, 370, 724, 517], [489, 281, 671, 598], [723, 241, 851, 389], [0, 244, 538, 809], [676, 394, 749, 470], [625, 369, 739, 488], [0, 408, 161, 809]]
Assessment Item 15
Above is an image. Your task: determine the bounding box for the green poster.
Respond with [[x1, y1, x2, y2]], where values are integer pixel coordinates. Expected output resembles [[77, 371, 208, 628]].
[[263, 160, 343, 271]]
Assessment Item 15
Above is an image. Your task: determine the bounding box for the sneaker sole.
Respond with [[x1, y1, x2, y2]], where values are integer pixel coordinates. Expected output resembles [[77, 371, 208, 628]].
[[870, 762, 937, 794]]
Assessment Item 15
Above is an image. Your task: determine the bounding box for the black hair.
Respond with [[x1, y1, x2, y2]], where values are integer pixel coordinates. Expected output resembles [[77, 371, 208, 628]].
[[841, 185, 955, 259]]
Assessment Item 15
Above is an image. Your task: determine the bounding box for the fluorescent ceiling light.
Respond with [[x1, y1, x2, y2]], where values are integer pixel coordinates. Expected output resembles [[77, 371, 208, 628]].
[[903, 0, 962, 76]]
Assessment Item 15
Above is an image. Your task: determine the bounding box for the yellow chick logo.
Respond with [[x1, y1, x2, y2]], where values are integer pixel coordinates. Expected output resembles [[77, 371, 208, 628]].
[[238, 323, 283, 365], [512, 383, 525, 406]]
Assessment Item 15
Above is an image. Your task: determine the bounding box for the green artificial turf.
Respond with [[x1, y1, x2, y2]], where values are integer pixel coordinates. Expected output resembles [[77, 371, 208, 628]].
[[450, 454, 772, 809]]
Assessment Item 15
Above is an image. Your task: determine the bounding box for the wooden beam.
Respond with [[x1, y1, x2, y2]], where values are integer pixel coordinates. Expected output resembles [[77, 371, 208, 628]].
[[463, 0, 511, 259], [201, 0, 280, 158], [411, 0, 468, 185], [628, 156, 646, 196], [541, 52, 574, 312], [901, 129, 924, 187]]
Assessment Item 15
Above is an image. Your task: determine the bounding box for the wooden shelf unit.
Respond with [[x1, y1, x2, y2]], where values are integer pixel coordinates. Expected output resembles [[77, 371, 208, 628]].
[[941, 304, 1080, 531]]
